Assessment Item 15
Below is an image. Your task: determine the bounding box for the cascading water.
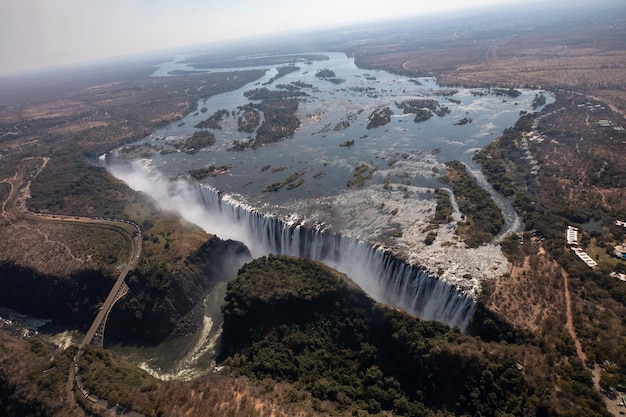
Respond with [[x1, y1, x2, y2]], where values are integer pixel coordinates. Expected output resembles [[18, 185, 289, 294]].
[[110, 161, 475, 330], [100, 52, 556, 337], [97, 158, 480, 383], [96, 53, 555, 379]]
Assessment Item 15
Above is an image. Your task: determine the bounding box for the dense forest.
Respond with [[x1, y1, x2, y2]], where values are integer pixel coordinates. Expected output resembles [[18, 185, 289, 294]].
[[439, 161, 504, 247], [108, 237, 250, 344], [219, 255, 608, 416]]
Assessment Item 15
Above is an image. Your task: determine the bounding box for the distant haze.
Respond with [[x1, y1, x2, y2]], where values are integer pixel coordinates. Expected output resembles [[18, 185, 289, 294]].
[[1, 0, 536, 76]]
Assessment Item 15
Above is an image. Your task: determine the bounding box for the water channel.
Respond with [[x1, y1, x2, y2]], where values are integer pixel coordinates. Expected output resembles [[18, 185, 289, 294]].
[[104, 51, 552, 379]]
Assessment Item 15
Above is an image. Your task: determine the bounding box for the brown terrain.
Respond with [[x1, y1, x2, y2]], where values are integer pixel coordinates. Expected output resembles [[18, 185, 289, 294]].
[[485, 245, 567, 336], [0, 70, 265, 158], [349, 5, 626, 416], [1, 157, 131, 276], [0, 328, 324, 417], [1, 3, 626, 416], [0, 70, 265, 276], [354, 7, 626, 120]]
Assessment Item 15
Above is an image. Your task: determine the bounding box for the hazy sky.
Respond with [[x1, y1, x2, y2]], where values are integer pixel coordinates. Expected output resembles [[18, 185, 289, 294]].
[[0, 0, 527, 76]]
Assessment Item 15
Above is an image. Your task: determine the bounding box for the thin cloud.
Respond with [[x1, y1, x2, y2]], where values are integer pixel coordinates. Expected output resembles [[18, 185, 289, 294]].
[[0, 0, 533, 75]]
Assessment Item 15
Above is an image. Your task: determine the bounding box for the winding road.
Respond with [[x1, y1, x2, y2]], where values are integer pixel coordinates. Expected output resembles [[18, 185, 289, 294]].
[[2, 156, 144, 416], [1, 157, 142, 346]]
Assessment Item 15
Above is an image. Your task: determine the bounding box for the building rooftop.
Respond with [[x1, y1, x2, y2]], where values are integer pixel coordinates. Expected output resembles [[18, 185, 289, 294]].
[[566, 226, 579, 246]]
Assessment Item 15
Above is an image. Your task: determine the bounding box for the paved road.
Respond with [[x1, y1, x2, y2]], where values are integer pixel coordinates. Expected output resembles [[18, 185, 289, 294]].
[[3, 157, 145, 416], [20, 209, 143, 347], [2, 158, 142, 347]]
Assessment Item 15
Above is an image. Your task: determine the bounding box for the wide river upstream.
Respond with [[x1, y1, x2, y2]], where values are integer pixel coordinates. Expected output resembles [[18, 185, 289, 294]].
[[118, 52, 546, 204], [105, 51, 552, 379]]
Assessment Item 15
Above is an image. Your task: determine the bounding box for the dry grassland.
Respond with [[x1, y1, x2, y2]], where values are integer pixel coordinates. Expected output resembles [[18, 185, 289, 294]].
[[484, 246, 567, 335], [360, 24, 626, 118], [0, 220, 128, 276]]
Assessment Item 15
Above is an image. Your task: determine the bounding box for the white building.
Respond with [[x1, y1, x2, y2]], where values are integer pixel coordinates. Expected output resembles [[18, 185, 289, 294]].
[[566, 226, 597, 268], [566, 226, 579, 246]]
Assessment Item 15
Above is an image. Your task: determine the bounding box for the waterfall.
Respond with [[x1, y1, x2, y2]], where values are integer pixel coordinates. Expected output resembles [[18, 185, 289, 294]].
[[108, 161, 475, 330], [195, 184, 475, 330]]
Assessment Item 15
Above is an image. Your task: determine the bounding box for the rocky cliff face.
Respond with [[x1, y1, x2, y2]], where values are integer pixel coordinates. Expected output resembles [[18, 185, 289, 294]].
[[0, 261, 113, 329], [107, 236, 251, 344], [0, 236, 251, 345]]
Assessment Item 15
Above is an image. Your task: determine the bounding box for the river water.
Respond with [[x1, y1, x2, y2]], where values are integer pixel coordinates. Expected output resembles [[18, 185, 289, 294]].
[[105, 51, 553, 379], [113, 52, 550, 212]]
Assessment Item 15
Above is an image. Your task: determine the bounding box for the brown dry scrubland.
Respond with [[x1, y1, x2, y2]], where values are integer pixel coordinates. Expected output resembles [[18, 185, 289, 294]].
[[0, 70, 265, 276], [1, 8, 626, 416], [0, 328, 321, 417], [358, 21, 626, 120], [353, 4, 626, 347]]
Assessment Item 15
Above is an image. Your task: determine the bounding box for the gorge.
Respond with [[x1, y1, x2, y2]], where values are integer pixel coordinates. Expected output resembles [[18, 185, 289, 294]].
[[99, 52, 554, 368], [107, 162, 476, 330]]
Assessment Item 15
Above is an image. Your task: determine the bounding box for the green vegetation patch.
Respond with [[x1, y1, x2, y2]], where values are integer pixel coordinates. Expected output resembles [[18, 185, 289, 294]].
[[188, 164, 232, 180], [396, 99, 450, 122], [412, 108, 434, 122], [532, 93, 547, 109], [439, 161, 503, 247], [184, 53, 328, 69], [78, 346, 160, 411], [348, 163, 376, 187], [67, 223, 132, 268], [176, 131, 216, 154], [491, 88, 522, 98], [0, 333, 79, 416], [233, 99, 301, 150], [315, 68, 345, 84], [263, 171, 304, 192], [265, 65, 300, 85], [220, 255, 576, 416], [432, 188, 453, 224], [473, 113, 534, 198], [424, 230, 437, 245], [454, 117, 473, 125], [110, 236, 250, 343], [254, 99, 301, 147], [286, 178, 304, 190], [396, 99, 438, 112], [29, 157, 130, 217], [244, 87, 307, 100], [237, 105, 261, 133], [334, 120, 350, 131], [194, 108, 229, 129], [366, 106, 393, 129]]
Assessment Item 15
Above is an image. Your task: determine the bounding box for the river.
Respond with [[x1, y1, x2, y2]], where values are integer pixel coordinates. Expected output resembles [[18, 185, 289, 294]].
[[104, 51, 552, 379]]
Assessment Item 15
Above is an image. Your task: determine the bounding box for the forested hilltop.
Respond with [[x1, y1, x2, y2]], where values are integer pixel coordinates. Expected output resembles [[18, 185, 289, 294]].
[[219, 255, 607, 416]]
